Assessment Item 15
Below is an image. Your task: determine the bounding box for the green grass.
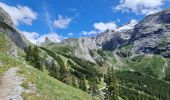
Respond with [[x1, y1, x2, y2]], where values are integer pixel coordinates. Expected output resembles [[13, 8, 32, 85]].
[[124, 55, 165, 78], [98, 78, 105, 89], [20, 81, 29, 90], [0, 52, 23, 75], [18, 65, 97, 100], [0, 32, 12, 54]]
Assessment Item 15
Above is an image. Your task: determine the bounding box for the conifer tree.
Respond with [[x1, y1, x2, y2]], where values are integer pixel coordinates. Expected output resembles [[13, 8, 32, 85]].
[[79, 77, 87, 92], [25, 45, 42, 70], [71, 76, 77, 87], [32, 46, 42, 70], [105, 67, 119, 100], [88, 78, 99, 97], [25, 45, 32, 61], [49, 60, 60, 79], [59, 65, 71, 84]]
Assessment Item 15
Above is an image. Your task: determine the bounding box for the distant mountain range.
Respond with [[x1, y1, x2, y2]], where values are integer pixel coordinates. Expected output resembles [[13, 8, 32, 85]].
[[1, 6, 170, 99]]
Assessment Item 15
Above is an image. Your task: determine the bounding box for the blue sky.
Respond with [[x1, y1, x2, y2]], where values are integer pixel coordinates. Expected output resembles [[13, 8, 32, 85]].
[[0, 0, 170, 44]]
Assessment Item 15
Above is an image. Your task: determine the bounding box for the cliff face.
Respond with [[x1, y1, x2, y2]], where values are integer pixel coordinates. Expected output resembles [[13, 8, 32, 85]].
[[65, 8, 170, 62], [131, 9, 170, 57], [0, 7, 29, 57], [0, 7, 27, 50]]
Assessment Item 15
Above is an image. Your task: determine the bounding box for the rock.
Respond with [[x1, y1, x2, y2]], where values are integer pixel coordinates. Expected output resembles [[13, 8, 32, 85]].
[[0, 7, 28, 50], [131, 8, 170, 55], [45, 8, 170, 62]]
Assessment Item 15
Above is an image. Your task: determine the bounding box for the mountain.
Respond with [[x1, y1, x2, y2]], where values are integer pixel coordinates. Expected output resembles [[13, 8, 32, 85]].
[[1, 5, 170, 100], [131, 9, 170, 56], [41, 8, 170, 99], [48, 8, 170, 63], [0, 7, 97, 100], [0, 7, 29, 57], [37, 36, 54, 46]]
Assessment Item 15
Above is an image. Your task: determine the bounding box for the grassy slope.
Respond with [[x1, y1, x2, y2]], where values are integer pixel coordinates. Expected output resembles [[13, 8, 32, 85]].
[[0, 32, 96, 100], [0, 54, 96, 100], [118, 55, 167, 78], [18, 65, 96, 100], [0, 32, 12, 54], [0, 55, 95, 100]]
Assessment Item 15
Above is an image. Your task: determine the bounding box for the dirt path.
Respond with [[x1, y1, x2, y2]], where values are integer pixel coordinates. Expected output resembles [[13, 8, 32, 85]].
[[0, 68, 25, 100]]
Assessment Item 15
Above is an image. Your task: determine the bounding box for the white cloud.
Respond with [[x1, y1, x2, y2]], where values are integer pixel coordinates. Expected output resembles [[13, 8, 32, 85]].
[[115, 0, 165, 15], [53, 15, 72, 29], [80, 22, 117, 36], [44, 10, 53, 32], [80, 30, 97, 35], [0, 2, 37, 25], [21, 31, 62, 44], [68, 33, 73, 36], [93, 22, 117, 32], [130, 19, 138, 24], [116, 19, 138, 31], [22, 31, 39, 44]]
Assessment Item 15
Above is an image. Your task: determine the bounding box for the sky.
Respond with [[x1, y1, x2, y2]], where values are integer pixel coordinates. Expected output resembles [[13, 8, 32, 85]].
[[0, 0, 170, 44]]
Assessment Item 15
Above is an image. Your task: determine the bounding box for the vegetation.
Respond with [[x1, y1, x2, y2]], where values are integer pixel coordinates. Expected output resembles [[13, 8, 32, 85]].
[[79, 77, 87, 92], [41, 47, 101, 81], [18, 65, 98, 100], [104, 68, 119, 100], [25, 45, 42, 70], [88, 78, 100, 98], [0, 32, 12, 54], [125, 55, 165, 78], [117, 71, 170, 100], [2, 28, 170, 100]]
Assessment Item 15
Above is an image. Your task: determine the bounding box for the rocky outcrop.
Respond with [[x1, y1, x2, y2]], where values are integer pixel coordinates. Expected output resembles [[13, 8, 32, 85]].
[[131, 8, 170, 56], [38, 37, 54, 46], [47, 8, 170, 62], [0, 7, 27, 50]]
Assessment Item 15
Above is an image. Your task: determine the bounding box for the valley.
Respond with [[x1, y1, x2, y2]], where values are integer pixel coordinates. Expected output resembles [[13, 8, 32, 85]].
[[0, 3, 170, 100]]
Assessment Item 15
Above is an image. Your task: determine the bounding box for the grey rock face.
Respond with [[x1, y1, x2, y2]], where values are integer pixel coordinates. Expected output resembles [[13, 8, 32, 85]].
[[131, 8, 170, 55], [0, 7, 27, 50], [38, 37, 54, 46], [101, 29, 133, 50], [50, 8, 170, 62], [58, 22, 136, 62]]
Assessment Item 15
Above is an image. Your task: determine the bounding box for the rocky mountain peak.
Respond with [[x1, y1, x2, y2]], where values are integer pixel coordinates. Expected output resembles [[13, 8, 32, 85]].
[[45, 36, 53, 44], [37, 36, 54, 46]]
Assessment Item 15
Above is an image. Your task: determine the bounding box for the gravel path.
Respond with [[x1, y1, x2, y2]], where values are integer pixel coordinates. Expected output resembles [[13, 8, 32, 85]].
[[0, 68, 25, 100]]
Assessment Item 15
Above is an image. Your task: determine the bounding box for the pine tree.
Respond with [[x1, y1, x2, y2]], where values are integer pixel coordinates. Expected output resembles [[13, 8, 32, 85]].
[[25, 45, 42, 70], [79, 77, 87, 92], [49, 60, 60, 79], [32, 46, 42, 70], [25, 45, 32, 61], [59, 65, 71, 84], [71, 76, 77, 87], [105, 67, 119, 100], [88, 78, 99, 97]]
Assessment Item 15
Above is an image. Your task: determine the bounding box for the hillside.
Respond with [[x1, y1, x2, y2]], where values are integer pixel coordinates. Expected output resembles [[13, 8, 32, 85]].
[[0, 7, 99, 100], [1, 3, 170, 100], [0, 55, 98, 100]]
